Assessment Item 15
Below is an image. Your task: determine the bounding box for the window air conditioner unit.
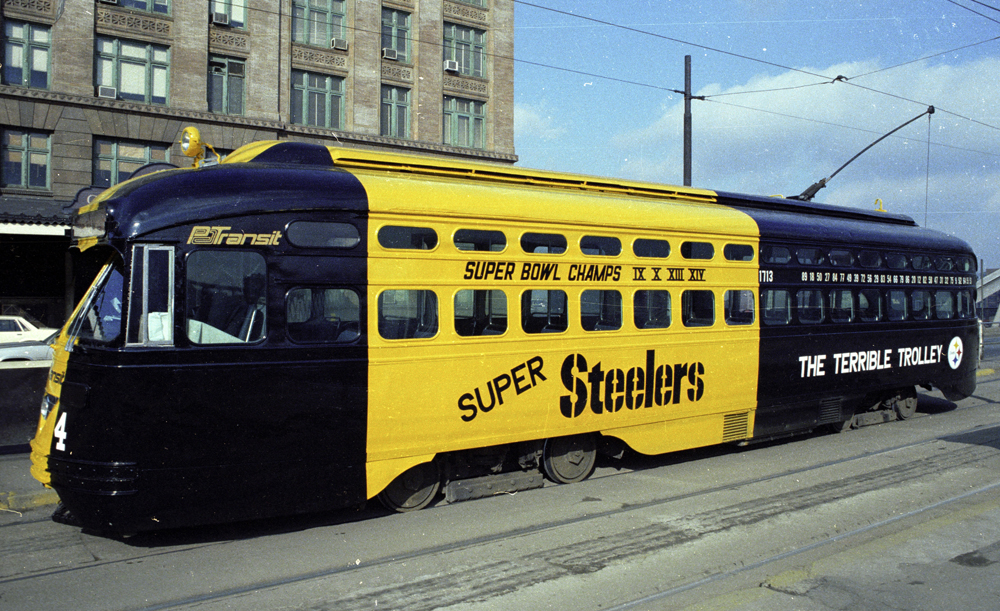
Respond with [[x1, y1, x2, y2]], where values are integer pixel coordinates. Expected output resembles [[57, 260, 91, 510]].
[[211, 12, 230, 26], [382, 48, 398, 61], [443, 60, 459, 72], [330, 38, 348, 51], [97, 86, 117, 99]]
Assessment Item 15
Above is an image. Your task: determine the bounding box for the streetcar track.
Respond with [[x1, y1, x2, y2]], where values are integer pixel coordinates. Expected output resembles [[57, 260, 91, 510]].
[[123, 418, 1000, 610], [278, 443, 1000, 611], [603, 480, 1000, 611], [4, 411, 998, 607]]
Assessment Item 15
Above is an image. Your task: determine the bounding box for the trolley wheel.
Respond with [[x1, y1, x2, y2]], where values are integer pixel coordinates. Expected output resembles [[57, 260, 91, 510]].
[[892, 388, 919, 420], [377, 461, 441, 512], [827, 417, 854, 434], [542, 434, 597, 484]]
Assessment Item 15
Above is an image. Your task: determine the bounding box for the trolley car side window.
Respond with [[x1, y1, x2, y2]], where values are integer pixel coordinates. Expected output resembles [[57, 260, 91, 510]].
[[581, 236, 622, 257], [762, 289, 791, 326], [378, 226, 438, 250], [797, 289, 824, 324], [454, 229, 505, 252], [127, 245, 174, 345], [521, 233, 566, 254], [681, 241, 714, 260], [286, 221, 360, 249], [681, 290, 714, 327], [581, 289, 622, 331], [724, 290, 754, 325], [634, 290, 671, 329], [724, 244, 754, 262], [378, 290, 438, 339], [522, 290, 567, 333], [186, 251, 267, 344], [286, 288, 360, 343], [633, 238, 670, 259], [455, 289, 507, 336]]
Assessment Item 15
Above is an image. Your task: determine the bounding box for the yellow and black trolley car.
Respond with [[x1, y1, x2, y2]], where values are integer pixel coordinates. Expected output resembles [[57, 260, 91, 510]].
[[29, 136, 979, 532]]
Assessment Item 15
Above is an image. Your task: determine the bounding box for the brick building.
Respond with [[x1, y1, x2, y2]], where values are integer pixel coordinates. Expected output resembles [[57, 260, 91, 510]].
[[0, 0, 516, 327]]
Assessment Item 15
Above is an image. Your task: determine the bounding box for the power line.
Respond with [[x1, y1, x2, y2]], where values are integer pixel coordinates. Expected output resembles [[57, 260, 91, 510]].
[[514, 1, 1000, 132], [944, 0, 1000, 24]]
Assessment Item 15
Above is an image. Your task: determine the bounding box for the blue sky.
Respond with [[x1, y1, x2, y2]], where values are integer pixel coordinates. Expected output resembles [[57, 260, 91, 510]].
[[512, 0, 1000, 269]]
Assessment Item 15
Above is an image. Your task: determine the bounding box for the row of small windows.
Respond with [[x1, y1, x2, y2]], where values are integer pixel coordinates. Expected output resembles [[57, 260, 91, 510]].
[[140, 250, 978, 349], [378, 288, 755, 340], [181, 251, 752, 345], [762, 245, 975, 273], [374, 225, 755, 261], [761, 288, 975, 326]]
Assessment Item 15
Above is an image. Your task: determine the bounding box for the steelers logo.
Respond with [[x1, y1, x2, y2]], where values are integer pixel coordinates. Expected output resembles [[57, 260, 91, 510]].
[[947, 337, 963, 370]]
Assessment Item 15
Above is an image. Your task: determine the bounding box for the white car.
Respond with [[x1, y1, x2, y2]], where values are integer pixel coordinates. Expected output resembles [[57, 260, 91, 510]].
[[0, 331, 57, 361], [0, 315, 56, 343]]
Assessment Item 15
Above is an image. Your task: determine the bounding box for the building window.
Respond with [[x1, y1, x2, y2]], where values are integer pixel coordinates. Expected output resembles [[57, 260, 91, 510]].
[[381, 8, 410, 61], [443, 96, 485, 149], [2, 130, 49, 189], [210, 0, 246, 28], [3, 21, 50, 89], [208, 56, 245, 115], [291, 70, 344, 129], [380, 86, 410, 139], [96, 37, 169, 105], [292, 0, 345, 46], [119, 0, 169, 14], [443, 22, 486, 78], [455, 0, 487, 6], [93, 139, 170, 188]]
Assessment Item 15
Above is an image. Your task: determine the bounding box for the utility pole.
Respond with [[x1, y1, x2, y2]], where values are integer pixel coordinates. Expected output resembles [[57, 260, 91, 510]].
[[683, 55, 692, 186], [673, 56, 703, 186]]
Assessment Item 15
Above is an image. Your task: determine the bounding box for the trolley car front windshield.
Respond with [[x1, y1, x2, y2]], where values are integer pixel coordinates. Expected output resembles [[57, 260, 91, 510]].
[[66, 262, 124, 347]]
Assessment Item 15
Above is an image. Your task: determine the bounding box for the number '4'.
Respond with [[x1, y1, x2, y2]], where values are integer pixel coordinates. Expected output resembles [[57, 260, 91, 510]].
[[54, 412, 68, 451]]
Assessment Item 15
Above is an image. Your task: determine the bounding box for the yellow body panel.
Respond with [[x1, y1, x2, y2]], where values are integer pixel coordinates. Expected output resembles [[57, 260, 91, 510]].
[[28, 331, 72, 486], [357, 170, 760, 498]]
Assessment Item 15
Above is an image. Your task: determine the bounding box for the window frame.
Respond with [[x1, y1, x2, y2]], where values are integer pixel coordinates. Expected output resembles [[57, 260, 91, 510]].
[[291, 70, 345, 129], [380, 85, 411, 139], [681, 290, 715, 328], [211, 0, 247, 28], [455, 289, 507, 337], [285, 287, 361, 344], [3, 20, 50, 89], [1, 129, 50, 190], [796, 289, 824, 324], [292, 0, 346, 46], [381, 8, 411, 61], [634, 290, 671, 330], [126, 244, 175, 346], [723, 289, 755, 326], [443, 22, 486, 78], [95, 36, 170, 105], [92, 138, 170, 188], [443, 95, 486, 149], [580, 289, 622, 332], [378, 289, 439, 340], [185, 250, 268, 345], [208, 55, 245, 116], [119, 0, 170, 14]]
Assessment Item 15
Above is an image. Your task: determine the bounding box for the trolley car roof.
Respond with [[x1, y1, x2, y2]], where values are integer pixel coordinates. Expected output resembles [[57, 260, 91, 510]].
[[74, 140, 973, 256]]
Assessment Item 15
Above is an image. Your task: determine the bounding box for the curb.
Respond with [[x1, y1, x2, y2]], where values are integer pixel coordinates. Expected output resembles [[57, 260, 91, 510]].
[[978, 368, 995, 377], [0, 489, 59, 513]]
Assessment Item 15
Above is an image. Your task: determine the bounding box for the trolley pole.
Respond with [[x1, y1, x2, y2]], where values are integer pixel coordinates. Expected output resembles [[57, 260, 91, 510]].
[[683, 55, 693, 187]]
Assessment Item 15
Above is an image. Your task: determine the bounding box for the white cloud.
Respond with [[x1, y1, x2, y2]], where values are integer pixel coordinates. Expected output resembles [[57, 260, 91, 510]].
[[514, 102, 567, 141], [605, 56, 1000, 264]]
